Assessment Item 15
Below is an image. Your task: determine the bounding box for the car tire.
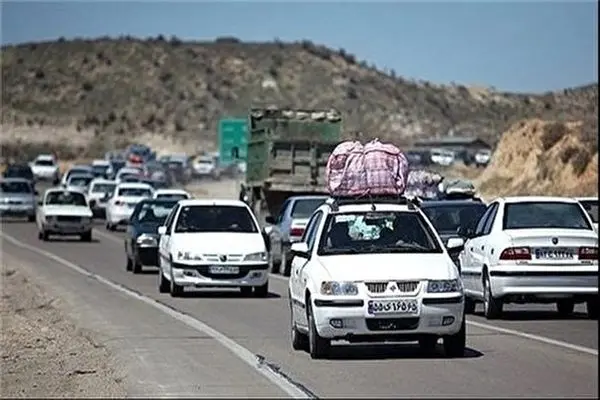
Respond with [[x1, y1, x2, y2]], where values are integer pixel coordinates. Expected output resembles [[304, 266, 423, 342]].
[[38, 231, 43, 240], [281, 248, 291, 277], [169, 269, 184, 297], [418, 336, 438, 355], [254, 282, 269, 298], [290, 298, 308, 351], [158, 268, 169, 293], [307, 302, 330, 359], [483, 273, 502, 319], [41, 230, 49, 241], [240, 286, 253, 296], [586, 298, 598, 319], [80, 231, 92, 242], [126, 256, 133, 272], [27, 215, 35, 223], [132, 254, 142, 274], [556, 299, 575, 317], [443, 318, 466, 358], [270, 251, 280, 274], [464, 296, 476, 314]]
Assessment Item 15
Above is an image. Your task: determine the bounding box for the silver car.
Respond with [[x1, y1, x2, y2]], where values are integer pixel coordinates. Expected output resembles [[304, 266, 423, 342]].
[[0, 178, 37, 222]]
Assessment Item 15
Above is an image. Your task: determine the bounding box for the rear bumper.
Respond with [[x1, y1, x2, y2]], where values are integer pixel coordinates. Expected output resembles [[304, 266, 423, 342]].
[[0, 205, 35, 217]]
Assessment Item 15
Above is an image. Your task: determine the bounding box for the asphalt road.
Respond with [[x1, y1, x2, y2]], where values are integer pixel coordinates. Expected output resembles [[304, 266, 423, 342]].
[[1, 216, 598, 398]]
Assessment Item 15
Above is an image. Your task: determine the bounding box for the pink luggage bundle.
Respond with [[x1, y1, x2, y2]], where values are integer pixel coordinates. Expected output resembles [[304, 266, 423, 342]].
[[325, 139, 409, 197]]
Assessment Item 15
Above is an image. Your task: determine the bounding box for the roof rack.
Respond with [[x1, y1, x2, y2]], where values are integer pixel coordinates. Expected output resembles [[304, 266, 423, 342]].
[[325, 194, 421, 212]]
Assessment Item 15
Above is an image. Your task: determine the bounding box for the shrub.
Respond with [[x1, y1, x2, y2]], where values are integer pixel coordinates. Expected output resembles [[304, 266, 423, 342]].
[[540, 122, 567, 150]]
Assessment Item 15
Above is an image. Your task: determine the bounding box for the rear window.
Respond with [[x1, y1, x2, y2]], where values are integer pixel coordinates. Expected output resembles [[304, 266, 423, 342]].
[[422, 203, 487, 233], [1, 181, 32, 193], [291, 198, 327, 218], [46, 191, 87, 206], [503, 202, 592, 230], [92, 183, 116, 193], [35, 159, 55, 166], [133, 201, 177, 224], [174, 205, 258, 233], [68, 176, 93, 186], [118, 188, 152, 197], [579, 200, 598, 223], [5, 166, 33, 179], [157, 193, 188, 201]]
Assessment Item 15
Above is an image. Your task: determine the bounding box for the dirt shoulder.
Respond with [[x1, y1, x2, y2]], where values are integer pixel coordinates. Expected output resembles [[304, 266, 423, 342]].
[[0, 259, 126, 398]]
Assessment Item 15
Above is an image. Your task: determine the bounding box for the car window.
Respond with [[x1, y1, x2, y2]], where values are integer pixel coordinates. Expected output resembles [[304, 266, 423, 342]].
[[317, 210, 443, 256], [276, 200, 291, 224], [164, 205, 179, 233], [68, 176, 93, 187], [118, 188, 152, 197], [91, 183, 116, 193], [474, 205, 495, 236], [300, 211, 320, 243], [45, 191, 87, 206], [482, 203, 499, 235], [306, 211, 324, 251], [290, 198, 327, 219], [174, 205, 258, 233], [156, 193, 188, 201], [133, 201, 177, 224], [579, 200, 598, 223], [503, 201, 592, 230], [34, 159, 55, 166], [1, 181, 32, 193], [421, 203, 487, 233]]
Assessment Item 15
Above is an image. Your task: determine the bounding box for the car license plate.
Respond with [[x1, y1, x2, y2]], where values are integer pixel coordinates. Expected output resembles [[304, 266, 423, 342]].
[[534, 247, 574, 260], [209, 265, 239, 274], [368, 299, 419, 315]]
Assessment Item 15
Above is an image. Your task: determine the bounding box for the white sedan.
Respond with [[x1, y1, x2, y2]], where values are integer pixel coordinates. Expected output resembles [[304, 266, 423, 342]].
[[288, 197, 466, 359], [36, 188, 94, 241], [459, 196, 598, 319], [105, 182, 154, 230], [152, 189, 191, 201]]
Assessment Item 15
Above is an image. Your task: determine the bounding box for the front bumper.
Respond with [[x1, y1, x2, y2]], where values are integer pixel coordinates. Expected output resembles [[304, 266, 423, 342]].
[[312, 295, 464, 340], [170, 261, 269, 287], [0, 204, 35, 217], [135, 246, 159, 266], [489, 265, 598, 299], [43, 222, 93, 235]]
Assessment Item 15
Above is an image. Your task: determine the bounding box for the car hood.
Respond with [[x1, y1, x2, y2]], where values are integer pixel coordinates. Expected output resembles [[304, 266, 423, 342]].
[[171, 232, 266, 254], [316, 253, 457, 281], [42, 205, 92, 217], [0, 193, 36, 202]]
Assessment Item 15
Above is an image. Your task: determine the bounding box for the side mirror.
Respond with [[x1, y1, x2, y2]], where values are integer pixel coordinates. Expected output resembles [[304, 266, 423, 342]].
[[157, 226, 167, 235], [290, 242, 310, 259], [446, 237, 465, 252], [264, 215, 276, 225]]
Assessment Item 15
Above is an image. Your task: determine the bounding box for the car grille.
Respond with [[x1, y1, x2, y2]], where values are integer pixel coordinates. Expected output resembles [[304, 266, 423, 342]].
[[366, 317, 420, 331], [202, 254, 244, 262], [56, 216, 82, 223], [365, 281, 420, 294]]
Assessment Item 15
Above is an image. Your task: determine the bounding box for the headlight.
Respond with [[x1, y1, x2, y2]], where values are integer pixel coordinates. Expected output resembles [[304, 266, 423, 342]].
[[320, 281, 359, 296], [176, 251, 202, 261], [427, 279, 462, 293], [244, 252, 267, 262], [137, 234, 157, 246]]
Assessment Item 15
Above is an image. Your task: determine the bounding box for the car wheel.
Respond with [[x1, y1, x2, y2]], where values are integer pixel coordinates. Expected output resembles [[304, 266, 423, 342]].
[[169, 269, 184, 297], [240, 286, 252, 296], [158, 267, 169, 293], [41, 230, 49, 241], [27, 215, 35, 223], [418, 336, 438, 355], [253, 282, 269, 298], [483, 273, 502, 319], [290, 298, 308, 351], [38, 231, 43, 240], [307, 302, 330, 359], [126, 256, 133, 272], [556, 299, 575, 317], [269, 251, 280, 274], [132, 254, 142, 274], [464, 296, 476, 314], [80, 231, 92, 242], [586, 298, 598, 319], [443, 317, 466, 358]]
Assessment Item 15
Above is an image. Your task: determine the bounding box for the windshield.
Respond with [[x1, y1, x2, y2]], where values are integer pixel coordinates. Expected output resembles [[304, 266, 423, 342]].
[[422, 203, 487, 233], [118, 188, 152, 197], [174, 205, 258, 233], [133, 201, 177, 224], [156, 193, 188, 201], [91, 183, 116, 193], [1, 181, 32, 193], [504, 202, 593, 230], [35, 159, 54, 166], [317, 211, 443, 255], [5, 166, 33, 179], [579, 200, 598, 223], [68, 176, 93, 186], [291, 198, 327, 218], [45, 191, 87, 206], [66, 169, 89, 180]]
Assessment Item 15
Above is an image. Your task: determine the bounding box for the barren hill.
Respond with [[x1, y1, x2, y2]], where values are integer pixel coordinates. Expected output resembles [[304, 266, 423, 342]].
[[1, 36, 598, 158], [477, 118, 598, 197]]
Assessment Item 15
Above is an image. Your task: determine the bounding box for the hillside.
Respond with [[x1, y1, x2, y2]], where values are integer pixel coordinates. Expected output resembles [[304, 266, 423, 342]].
[[477, 118, 598, 197], [1, 36, 598, 158]]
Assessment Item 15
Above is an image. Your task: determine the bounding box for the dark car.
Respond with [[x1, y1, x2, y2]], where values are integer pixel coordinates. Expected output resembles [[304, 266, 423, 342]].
[[110, 159, 126, 176], [419, 199, 487, 267], [4, 163, 35, 188], [124, 199, 178, 273]]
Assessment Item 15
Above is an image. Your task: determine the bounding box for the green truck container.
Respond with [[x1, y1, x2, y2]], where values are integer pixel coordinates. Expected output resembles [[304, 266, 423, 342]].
[[243, 107, 342, 221]]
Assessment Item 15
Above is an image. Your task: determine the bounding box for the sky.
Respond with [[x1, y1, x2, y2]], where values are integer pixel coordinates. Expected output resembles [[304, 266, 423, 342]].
[[1, 1, 597, 93]]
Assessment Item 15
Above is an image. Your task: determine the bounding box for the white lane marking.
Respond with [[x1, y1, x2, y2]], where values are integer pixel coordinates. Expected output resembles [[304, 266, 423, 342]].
[[89, 230, 600, 356], [0, 231, 315, 399]]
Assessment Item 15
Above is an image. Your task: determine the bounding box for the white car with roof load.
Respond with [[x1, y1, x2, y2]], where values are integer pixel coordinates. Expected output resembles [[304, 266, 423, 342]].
[[576, 197, 598, 232], [288, 196, 466, 359], [105, 182, 154, 231], [157, 199, 270, 297], [87, 178, 117, 217], [36, 188, 93, 241], [30, 154, 60, 183], [152, 189, 191, 201], [459, 196, 598, 319]]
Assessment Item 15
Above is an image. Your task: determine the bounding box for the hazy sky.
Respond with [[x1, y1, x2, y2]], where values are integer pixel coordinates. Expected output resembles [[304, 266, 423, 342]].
[[1, 1, 597, 93]]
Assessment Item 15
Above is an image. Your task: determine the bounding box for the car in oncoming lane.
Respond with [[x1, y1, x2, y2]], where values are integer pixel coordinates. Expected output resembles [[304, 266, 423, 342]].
[[105, 182, 154, 231], [125, 199, 179, 274], [288, 196, 466, 359], [36, 188, 94, 242], [0, 178, 37, 222], [157, 199, 270, 298], [459, 196, 598, 320], [29, 154, 60, 184]]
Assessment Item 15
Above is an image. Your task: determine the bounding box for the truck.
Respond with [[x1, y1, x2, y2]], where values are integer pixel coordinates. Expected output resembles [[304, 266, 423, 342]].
[[242, 107, 342, 224]]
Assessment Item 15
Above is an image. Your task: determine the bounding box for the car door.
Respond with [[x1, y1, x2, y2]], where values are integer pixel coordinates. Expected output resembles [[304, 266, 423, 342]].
[[158, 205, 178, 271], [270, 199, 291, 263], [290, 211, 323, 326], [468, 203, 499, 296], [461, 204, 494, 295]]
